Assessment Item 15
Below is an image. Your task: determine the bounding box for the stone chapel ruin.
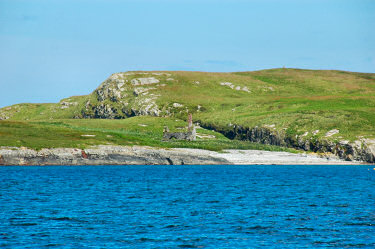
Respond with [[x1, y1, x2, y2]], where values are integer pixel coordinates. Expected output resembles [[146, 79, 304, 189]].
[[163, 113, 196, 141]]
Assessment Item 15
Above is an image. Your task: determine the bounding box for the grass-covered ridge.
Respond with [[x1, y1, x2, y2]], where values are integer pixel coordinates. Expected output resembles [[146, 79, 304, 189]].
[[1, 68, 374, 151]]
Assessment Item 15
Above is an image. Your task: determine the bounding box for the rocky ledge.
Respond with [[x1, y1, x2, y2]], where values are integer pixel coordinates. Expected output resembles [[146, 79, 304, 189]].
[[200, 123, 375, 163], [0, 145, 368, 166], [0, 146, 228, 166]]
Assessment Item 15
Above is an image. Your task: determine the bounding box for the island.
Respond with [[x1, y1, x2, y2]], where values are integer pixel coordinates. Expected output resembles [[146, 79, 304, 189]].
[[0, 69, 374, 165]]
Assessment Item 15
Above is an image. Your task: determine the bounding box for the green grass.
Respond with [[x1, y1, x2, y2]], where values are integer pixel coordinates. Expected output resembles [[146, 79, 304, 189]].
[[0, 117, 297, 152], [1, 68, 374, 149]]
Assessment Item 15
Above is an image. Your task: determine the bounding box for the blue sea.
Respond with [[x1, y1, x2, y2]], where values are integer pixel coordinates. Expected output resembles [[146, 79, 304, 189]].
[[1, 165, 374, 248]]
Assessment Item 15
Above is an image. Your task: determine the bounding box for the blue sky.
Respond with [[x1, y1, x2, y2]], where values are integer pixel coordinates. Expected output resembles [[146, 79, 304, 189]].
[[0, 0, 374, 107]]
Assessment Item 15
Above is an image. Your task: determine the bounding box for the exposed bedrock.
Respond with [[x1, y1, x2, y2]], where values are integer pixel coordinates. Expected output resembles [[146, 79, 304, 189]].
[[200, 122, 375, 163], [0, 146, 228, 166]]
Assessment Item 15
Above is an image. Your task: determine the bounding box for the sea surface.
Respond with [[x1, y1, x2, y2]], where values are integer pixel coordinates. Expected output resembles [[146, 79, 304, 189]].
[[0, 165, 374, 248]]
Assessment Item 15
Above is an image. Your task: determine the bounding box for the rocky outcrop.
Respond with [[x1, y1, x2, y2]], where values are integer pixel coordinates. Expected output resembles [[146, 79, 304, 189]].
[[130, 77, 160, 86], [81, 73, 163, 119], [0, 146, 228, 166], [0, 146, 365, 166], [84, 103, 124, 119], [220, 82, 251, 93], [200, 123, 375, 163]]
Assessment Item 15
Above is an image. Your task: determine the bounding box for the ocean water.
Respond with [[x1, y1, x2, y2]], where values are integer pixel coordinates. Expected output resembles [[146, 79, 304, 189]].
[[0, 165, 374, 248]]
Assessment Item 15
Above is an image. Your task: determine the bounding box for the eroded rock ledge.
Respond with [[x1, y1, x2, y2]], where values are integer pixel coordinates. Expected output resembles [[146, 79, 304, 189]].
[[0, 145, 368, 166], [200, 123, 375, 163], [0, 146, 228, 166]]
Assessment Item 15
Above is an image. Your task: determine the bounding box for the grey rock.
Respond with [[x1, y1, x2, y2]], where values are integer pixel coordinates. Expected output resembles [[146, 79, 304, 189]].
[[0, 145, 228, 166], [131, 77, 160, 86], [200, 123, 375, 163]]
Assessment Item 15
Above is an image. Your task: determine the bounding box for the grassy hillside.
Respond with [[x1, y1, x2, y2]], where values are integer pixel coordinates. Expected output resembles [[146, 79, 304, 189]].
[[0, 117, 295, 152], [1, 68, 374, 151]]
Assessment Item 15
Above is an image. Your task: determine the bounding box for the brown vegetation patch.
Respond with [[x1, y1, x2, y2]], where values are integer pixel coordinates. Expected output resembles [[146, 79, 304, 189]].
[[342, 83, 362, 90], [306, 96, 340, 100]]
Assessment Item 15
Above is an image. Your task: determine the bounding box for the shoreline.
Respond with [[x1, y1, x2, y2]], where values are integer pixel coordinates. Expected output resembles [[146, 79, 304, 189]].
[[0, 145, 370, 166]]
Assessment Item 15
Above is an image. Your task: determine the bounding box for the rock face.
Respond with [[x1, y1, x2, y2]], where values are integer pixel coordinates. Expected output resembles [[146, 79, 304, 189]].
[[0, 146, 228, 166], [82, 73, 164, 119], [130, 77, 160, 86], [200, 123, 375, 163], [0, 146, 365, 166]]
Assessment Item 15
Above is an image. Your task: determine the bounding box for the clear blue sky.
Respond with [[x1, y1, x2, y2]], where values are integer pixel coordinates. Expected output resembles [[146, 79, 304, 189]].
[[0, 0, 374, 107]]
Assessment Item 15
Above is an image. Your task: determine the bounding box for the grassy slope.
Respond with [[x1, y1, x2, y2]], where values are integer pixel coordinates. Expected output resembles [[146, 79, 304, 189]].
[[165, 69, 375, 141], [0, 117, 295, 152], [0, 68, 374, 150]]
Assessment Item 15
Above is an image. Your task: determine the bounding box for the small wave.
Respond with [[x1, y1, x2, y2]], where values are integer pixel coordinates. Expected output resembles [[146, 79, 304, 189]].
[[165, 224, 178, 228], [296, 227, 315, 231], [345, 222, 373, 227], [335, 204, 349, 207], [176, 238, 202, 242], [178, 245, 200, 248], [44, 243, 63, 247], [190, 211, 199, 216], [343, 243, 369, 247], [236, 225, 273, 232], [139, 237, 158, 242], [12, 222, 37, 226], [51, 217, 73, 221], [163, 215, 179, 218], [313, 240, 342, 246], [315, 241, 370, 248], [46, 217, 87, 223], [206, 200, 220, 203], [247, 225, 271, 230]]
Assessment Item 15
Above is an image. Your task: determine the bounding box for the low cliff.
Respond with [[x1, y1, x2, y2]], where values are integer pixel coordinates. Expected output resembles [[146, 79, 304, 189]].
[[0, 146, 229, 166], [1, 145, 366, 166], [200, 123, 375, 163]]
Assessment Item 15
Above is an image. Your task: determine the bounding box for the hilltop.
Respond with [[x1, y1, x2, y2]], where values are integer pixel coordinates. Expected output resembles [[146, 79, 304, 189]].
[[1, 68, 375, 163]]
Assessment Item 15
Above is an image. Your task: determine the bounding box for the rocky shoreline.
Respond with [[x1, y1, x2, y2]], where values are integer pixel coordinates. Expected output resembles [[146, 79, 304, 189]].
[[200, 123, 375, 163], [0, 145, 370, 166]]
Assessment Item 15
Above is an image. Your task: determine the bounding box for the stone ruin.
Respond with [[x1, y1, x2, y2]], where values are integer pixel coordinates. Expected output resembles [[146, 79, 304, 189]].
[[163, 113, 196, 141]]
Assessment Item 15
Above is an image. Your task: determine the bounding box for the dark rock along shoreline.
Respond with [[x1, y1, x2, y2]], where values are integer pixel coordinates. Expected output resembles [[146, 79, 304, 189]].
[[200, 122, 375, 163], [1, 122, 372, 166]]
